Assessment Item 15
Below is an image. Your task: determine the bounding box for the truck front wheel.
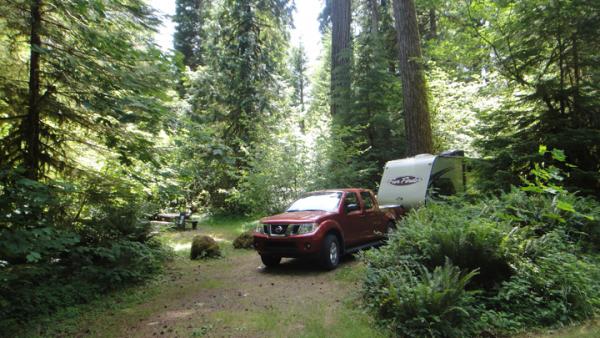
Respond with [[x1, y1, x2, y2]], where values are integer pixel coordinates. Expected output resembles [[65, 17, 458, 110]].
[[260, 254, 281, 267], [320, 234, 340, 270]]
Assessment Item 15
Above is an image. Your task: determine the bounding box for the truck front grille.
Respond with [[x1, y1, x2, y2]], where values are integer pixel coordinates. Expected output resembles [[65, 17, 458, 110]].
[[263, 224, 308, 236], [269, 224, 289, 236]]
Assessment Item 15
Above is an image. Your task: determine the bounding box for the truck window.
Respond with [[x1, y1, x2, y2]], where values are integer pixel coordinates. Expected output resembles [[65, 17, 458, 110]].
[[287, 192, 342, 212], [360, 192, 374, 210], [344, 192, 360, 213]]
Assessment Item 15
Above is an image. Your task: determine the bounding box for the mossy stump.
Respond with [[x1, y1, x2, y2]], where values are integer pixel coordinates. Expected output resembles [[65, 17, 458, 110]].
[[233, 231, 254, 249], [190, 235, 220, 259]]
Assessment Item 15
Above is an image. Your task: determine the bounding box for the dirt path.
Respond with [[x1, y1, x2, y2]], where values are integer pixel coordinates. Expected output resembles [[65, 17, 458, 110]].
[[21, 221, 386, 338], [127, 254, 358, 337], [66, 248, 385, 338]]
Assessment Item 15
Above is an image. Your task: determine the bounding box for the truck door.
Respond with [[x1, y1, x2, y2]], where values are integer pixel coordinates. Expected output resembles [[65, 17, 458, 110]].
[[360, 191, 384, 240], [341, 192, 364, 247]]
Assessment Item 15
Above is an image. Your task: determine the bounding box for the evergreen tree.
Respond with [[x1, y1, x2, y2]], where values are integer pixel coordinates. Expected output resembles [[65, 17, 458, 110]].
[[178, 0, 294, 212], [173, 0, 208, 68], [0, 0, 169, 181], [289, 43, 309, 112], [352, 0, 405, 185], [470, 0, 600, 196]]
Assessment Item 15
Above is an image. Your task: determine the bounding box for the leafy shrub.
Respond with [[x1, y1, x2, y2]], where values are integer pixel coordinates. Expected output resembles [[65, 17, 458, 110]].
[[480, 229, 600, 329], [375, 202, 513, 290], [0, 170, 168, 332], [486, 188, 600, 251], [362, 188, 600, 337], [190, 235, 221, 259], [233, 231, 254, 249], [68, 238, 166, 285], [363, 260, 480, 338]]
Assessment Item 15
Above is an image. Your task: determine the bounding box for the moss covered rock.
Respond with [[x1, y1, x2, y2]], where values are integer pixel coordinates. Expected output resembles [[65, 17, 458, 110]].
[[233, 231, 254, 249], [190, 235, 220, 259]]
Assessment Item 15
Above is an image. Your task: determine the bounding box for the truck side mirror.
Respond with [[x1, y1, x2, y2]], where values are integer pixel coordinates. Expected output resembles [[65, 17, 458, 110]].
[[345, 203, 360, 213]]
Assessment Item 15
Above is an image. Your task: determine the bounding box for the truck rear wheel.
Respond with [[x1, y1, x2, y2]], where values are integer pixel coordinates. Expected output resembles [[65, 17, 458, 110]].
[[260, 254, 281, 267], [320, 234, 340, 270], [387, 220, 397, 233]]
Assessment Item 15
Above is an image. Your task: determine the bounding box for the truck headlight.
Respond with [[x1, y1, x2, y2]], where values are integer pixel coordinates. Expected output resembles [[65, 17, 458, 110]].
[[296, 223, 318, 235], [255, 223, 265, 234]]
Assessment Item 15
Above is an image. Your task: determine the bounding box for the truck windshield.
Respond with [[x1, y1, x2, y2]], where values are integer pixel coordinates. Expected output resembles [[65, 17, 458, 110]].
[[286, 192, 342, 212]]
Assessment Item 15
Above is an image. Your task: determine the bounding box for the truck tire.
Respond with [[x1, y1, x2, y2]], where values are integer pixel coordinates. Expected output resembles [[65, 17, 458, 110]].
[[387, 220, 397, 233], [320, 234, 340, 270], [260, 254, 281, 267]]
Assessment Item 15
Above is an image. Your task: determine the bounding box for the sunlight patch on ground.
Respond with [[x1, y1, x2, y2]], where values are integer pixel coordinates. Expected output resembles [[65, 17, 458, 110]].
[[168, 234, 231, 251], [205, 233, 230, 243], [169, 242, 191, 252], [163, 309, 196, 320]]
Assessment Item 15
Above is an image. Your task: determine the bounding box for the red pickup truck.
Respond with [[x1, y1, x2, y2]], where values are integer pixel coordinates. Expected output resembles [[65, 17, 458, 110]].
[[253, 189, 401, 270]]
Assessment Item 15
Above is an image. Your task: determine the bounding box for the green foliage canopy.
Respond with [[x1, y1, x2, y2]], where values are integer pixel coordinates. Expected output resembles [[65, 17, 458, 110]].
[[0, 0, 171, 178]]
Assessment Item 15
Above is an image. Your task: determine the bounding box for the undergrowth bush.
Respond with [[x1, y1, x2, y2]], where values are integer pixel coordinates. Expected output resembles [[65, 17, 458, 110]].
[[371, 202, 513, 290], [0, 170, 169, 333], [364, 260, 480, 337], [190, 235, 221, 259], [233, 231, 254, 249], [362, 147, 600, 337]]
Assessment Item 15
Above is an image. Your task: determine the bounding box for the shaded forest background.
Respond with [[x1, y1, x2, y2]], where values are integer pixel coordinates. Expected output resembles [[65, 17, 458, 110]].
[[0, 0, 598, 332]]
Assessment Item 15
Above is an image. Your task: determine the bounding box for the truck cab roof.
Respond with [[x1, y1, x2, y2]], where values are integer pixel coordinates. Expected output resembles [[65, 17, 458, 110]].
[[309, 188, 372, 195]]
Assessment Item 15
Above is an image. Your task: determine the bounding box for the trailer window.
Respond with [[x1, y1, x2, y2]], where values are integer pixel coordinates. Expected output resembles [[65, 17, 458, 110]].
[[360, 192, 374, 210], [429, 177, 456, 198]]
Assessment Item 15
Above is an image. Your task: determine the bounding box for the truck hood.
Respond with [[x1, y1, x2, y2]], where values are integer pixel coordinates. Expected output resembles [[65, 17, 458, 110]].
[[261, 210, 334, 223]]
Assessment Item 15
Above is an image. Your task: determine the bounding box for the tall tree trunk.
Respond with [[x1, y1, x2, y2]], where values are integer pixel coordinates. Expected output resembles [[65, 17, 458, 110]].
[[368, 0, 380, 33], [571, 33, 583, 128], [300, 75, 305, 112], [557, 35, 566, 117], [428, 8, 437, 39], [25, 0, 42, 180], [330, 0, 352, 117], [392, 0, 433, 156]]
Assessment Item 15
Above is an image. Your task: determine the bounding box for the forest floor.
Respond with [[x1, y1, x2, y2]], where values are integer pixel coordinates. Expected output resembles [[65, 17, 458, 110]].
[[20, 217, 387, 338], [19, 216, 600, 338]]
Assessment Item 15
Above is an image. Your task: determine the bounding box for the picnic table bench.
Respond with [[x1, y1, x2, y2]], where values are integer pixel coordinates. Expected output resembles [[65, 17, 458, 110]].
[[151, 212, 198, 229]]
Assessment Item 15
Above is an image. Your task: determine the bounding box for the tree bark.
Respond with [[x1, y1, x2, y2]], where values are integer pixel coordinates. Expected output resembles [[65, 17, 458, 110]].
[[428, 8, 437, 39], [392, 0, 433, 156], [571, 33, 583, 128], [300, 72, 305, 112], [368, 0, 380, 33], [24, 0, 43, 180], [330, 0, 352, 117]]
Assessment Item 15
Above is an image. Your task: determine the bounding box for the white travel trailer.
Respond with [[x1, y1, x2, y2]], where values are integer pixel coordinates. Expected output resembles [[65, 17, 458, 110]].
[[377, 150, 465, 209]]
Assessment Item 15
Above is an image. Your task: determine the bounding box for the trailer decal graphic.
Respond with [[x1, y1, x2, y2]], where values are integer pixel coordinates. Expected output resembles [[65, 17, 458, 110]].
[[389, 176, 422, 186]]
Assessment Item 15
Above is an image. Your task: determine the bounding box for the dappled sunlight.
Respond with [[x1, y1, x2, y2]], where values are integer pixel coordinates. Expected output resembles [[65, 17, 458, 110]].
[[204, 233, 230, 243], [167, 234, 231, 252], [163, 309, 196, 321], [169, 242, 191, 252], [3, 0, 597, 336]]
